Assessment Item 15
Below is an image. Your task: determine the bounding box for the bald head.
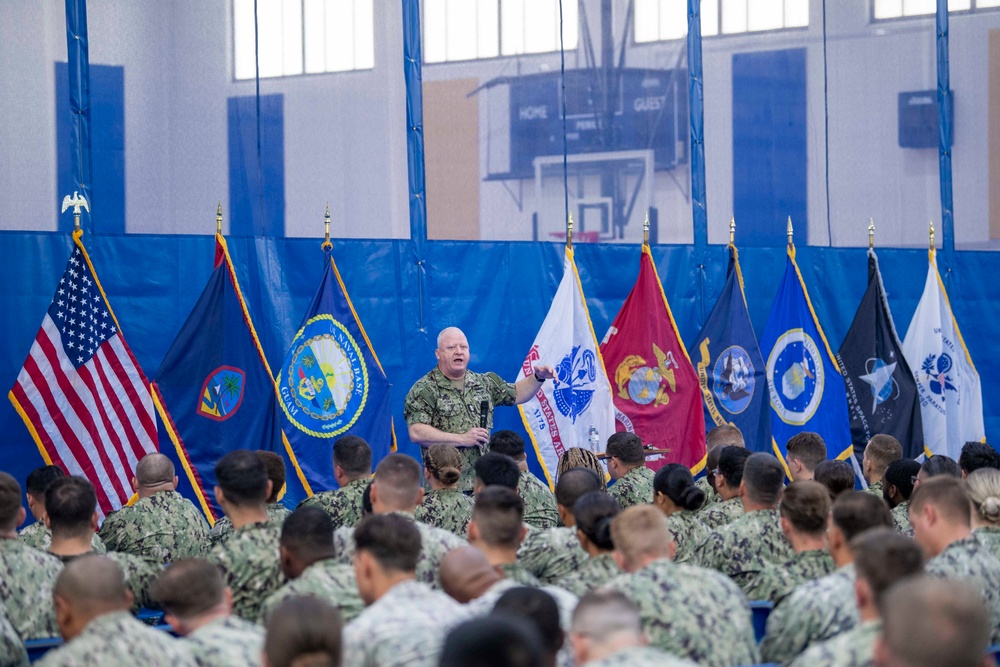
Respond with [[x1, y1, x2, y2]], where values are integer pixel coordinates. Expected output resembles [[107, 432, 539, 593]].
[[54, 555, 129, 615], [135, 453, 175, 488], [440, 546, 501, 604]]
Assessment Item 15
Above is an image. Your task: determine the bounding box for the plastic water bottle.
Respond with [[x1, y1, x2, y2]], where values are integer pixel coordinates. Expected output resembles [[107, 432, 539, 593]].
[[588, 425, 599, 450]]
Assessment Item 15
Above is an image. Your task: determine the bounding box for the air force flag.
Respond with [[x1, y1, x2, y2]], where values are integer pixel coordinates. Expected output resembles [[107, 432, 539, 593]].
[[760, 247, 852, 471], [517, 246, 616, 488], [902, 248, 984, 459]]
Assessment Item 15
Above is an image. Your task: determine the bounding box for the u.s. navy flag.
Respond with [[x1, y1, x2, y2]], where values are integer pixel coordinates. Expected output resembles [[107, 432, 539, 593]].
[[602, 244, 706, 471], [10, 230, 158, 518], [838, 250, 923, 458], [760, 247, 852, 471], [278, 247, 395, 495], [151, 235, 292, 523], [902, 247, 984, 459], [692, 244, 770, 453], [518, 246, 616, 488]]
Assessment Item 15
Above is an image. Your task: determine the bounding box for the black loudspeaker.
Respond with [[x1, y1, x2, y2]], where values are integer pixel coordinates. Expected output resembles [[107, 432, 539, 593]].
[[898, 90, 953, 149]]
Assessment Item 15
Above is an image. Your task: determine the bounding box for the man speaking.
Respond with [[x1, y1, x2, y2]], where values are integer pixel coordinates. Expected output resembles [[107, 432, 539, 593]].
[[405, 327, 555, 491]]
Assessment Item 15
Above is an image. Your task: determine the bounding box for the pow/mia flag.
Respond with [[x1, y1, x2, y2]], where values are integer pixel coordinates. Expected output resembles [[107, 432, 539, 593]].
[[837, 249, 923, 458]]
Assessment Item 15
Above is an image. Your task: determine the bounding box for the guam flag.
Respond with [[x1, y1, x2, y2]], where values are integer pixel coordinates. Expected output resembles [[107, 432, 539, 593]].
[[691, 244, 770, 452], [151, 234, 292, 523], [837, 250, 923, 458], [601, 244, 706, 471], [278, 246, 395, 496], [760, 245, 852, 473]]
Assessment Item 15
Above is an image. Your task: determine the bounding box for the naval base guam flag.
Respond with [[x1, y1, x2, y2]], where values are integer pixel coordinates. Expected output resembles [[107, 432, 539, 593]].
[[278, 246, 395, 497], [9, 230, 158, 518], [151, 234, 292, 524], [518, 246, 616, 488], [838, 250, 923, 458], [602, 244, 707, 471], [691, 244, 770, 453], [760, 246, 852, 473], [901, 247, 984, 459]]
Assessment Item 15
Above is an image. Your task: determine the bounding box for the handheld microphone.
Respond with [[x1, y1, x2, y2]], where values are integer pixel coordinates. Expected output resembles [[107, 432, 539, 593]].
[[479, 400, 489, 429]]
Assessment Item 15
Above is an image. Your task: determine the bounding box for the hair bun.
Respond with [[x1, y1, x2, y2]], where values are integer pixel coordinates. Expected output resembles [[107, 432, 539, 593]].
[[679, 485, 706, 511], [982, 497, 1000, 523]]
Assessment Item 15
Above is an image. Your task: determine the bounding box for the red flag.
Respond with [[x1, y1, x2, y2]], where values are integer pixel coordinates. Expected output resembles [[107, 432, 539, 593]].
[[600, 246, 706, 471]]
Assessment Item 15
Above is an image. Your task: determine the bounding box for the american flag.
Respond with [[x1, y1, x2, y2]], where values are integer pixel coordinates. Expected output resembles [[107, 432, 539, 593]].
[[9, 240, 158, 517]]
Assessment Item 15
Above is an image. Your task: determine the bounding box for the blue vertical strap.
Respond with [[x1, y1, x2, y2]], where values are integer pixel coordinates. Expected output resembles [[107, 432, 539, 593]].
[[64, 0, 92, 231], [936, 0, 954, 263], [687, 0, 707, 247], [402, 0, 428, 333]]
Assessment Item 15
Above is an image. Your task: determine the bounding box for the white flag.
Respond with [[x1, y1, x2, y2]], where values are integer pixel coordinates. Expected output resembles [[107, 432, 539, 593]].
[[901, 250, 984, 459], [517, 247, 616, 486]]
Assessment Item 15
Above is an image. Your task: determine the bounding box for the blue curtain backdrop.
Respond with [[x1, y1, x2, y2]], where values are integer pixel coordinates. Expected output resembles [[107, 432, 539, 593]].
[[2, 232, 994, 513]]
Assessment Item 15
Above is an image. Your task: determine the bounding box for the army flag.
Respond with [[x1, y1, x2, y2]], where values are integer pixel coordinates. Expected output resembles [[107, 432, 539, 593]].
[[151, 234, 287, 523], [901, 248, 984, 459], [691, 244, 770, 453], [760, 247, 852, 472], [517, 246, 616, 487], [278, 246, 395, 496], [837, 250, 923, 457], [10, 230, 158, 518], [602, 244, 707, 471]]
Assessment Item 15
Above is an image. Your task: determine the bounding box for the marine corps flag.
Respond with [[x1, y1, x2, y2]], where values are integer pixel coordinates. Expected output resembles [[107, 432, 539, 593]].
[[601, 244, 707, 471], [760, 244, 852, 472], [517, 246, 616, 488], [837, 249, 923, 458], [278, 246, 395, 496], [691, 244, 770, 453], [901, 246, 984, 459], [151, 234, 289, 524]]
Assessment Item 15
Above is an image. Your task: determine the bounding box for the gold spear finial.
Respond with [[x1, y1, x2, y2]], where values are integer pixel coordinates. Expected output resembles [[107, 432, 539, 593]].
[[643, 212, 650, 246], [868, 217, 875, 249], [929, 220, 935, 251], [730, 216, 736, 246], [567, 213, 574, 249], [787, 216, 794, 249], [216, 201, 223, 235], [323, 201, 332, 249]]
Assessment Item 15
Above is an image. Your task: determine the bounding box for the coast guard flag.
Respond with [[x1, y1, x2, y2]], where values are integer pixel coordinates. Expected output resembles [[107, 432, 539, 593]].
[[151, 235, 289, 524], [278, 247, 395, 497], [837, 250, 923, 458], [602, 244, 707, 471], [760, 247, 852, 472], [517, 246, 616, 487], [901, 248, 984, 459], [9, 231, 158, 518], [691, 244, 770, 453]]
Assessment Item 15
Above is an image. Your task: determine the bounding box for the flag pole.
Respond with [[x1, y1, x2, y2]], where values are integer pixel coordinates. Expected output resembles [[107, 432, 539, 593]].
[[786, 216, 794, 251], [323, 202, 333, 250], [216, 201, 223, 235], [566, 213, 574, 249], [929, 220, 935, 255], [643, 213, 650, 247], [868, 218, 875, 249], [729, 216, 735, 247]]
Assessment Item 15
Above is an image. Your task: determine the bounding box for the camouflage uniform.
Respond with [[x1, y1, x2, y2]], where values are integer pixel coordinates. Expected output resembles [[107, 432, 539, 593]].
[[976, 526, 1000, 560], [787, 619, 880, 667], [206, 521, 284, 621], [698, 496, 744, 530], [519, 471, 559, 529], [498, 562, 542, 586], [588, 646, 699, 667], [891, 501, 912, 536], [865, 479, 883, 498], [18, 522, 105, 553], [608, 466, 655, 509], [694, 477, 717, 510], [297, 479, 368, 530], [334, 512, 465, 589], [34, 610, 197, 667], [343, 580, 468, 667], [0, 605, 27, 667], [404, 368, 517, 492], [259, 557, 365, 624], [414, 489, 474, 537], [52, 551, 161, 610], [518, 525, 589, 585], [97, 491, 211, 564], [700, 508, 793, 591], [558, 553, 621, 596], [605, 558, 759, 667], [185, 615, 263, 667], [926, 536, 1000, 644], [760, 563, 858, 664], [0, 538, 62, 639], [211, 502, 291, 545], [743, 549, 836, 604], [666, 510, 709, 565]]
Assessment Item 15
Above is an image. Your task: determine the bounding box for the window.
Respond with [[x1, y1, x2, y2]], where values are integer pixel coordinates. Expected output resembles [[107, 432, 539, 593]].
[[874, 0, 1000, 19], [634, 0, 808, 42], [233, 0, 374, 80], [423, 0, 579, 64]]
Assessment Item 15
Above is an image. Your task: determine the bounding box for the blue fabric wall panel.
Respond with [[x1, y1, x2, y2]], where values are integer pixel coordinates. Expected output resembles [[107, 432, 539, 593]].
[[227, 94, 285, 237]]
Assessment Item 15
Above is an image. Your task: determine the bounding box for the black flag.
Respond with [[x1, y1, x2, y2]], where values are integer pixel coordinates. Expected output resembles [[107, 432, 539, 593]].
[[837, 250, 924, 458]]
